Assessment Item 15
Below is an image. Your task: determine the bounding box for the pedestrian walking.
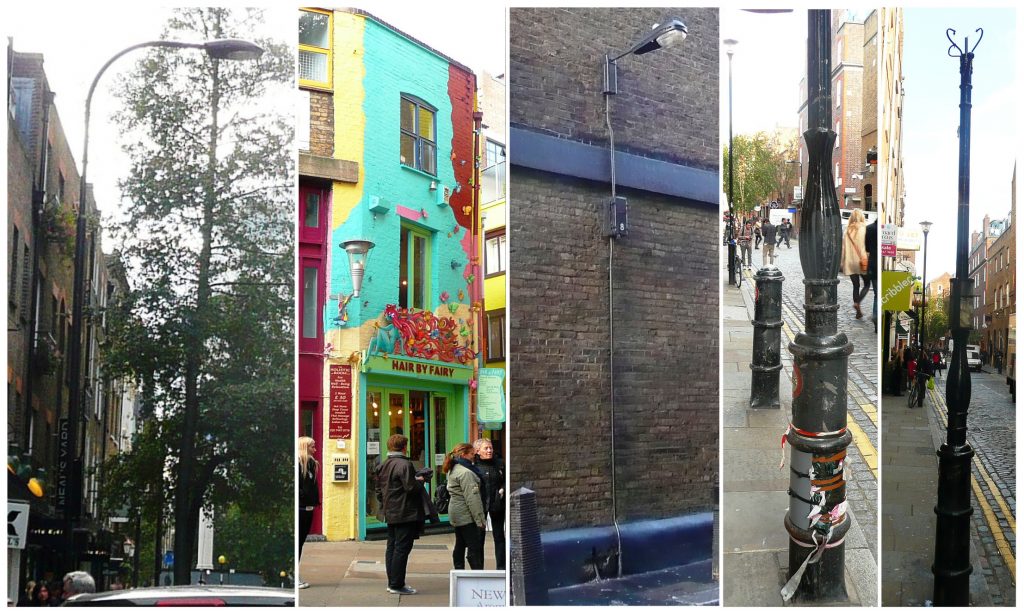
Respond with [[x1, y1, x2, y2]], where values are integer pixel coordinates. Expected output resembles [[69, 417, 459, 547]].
[[474, 438, 506, 570], [761, 218, 777, 266], [30, 582, 51, 607], [444, 443, 486, 571], [61, 571, 95, 603], [932, 348, 943, 380], [738, 220, 753, 268], [840, 208, 870, 319], [781, 218, 793, 248], [915, 349, 933, 407], [297, 436, 320, 589], [754, 219, 762, 249], [865, 218, 878, 329], [375, 434, 425, 596]]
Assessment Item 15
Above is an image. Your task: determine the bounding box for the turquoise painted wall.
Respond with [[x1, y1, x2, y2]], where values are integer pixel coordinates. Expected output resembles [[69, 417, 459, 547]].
[[329, 18, 472, 332]]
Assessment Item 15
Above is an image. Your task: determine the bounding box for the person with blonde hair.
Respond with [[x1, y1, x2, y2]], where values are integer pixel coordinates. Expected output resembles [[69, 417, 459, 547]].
[[297, 436, 319, 589], [840, 208, 870, 319], [444, 442, 486, 570], [473, 437, 506, 570]]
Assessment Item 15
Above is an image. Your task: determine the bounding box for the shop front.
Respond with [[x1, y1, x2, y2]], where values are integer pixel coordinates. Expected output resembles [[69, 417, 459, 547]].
[[359, 355, 472, 538]]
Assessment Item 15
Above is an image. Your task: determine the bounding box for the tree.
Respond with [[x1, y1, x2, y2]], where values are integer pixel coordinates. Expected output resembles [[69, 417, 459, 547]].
[[925, 296, 950, 346], [722, 130, 799, 214], [102, 8, 293, 585]]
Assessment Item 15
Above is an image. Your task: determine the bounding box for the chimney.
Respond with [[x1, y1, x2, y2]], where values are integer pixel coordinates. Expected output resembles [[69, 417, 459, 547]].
[[983, 214, 991, 237]]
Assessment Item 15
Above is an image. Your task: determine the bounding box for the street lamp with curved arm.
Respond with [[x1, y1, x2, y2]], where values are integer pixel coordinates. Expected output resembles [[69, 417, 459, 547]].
[[64, 35, 263, 544]]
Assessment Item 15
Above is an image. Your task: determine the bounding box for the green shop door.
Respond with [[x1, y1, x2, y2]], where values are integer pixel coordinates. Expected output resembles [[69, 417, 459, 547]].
[[365, 387, 457, 532]]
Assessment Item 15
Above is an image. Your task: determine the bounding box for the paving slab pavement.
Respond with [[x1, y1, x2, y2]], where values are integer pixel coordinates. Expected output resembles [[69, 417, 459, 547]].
[[298, 532, 500, 607], [721, 276, 877, 607]]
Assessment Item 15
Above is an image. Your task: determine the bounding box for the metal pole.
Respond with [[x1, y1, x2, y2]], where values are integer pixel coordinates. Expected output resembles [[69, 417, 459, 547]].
[[782, 10, 852, 602], [750, 267, 784, 408], [932, 27, 981, 607], [727, 47, 736, 285], [921, 231, 929, 349]]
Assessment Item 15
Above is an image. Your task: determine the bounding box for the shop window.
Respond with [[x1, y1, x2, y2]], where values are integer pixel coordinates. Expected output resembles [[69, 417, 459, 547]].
[[486, 310, 506, 363], [400, 96, 436, 175], [304, 192, 320, 229], [399, 225, 431, 311], [485, 230, 506, 277], [299, 9, 332, 89], [300, 402, 315, 439], [10, 226, 19, 310], [481, 139, 506, 202], [302, 265, 319, 339]]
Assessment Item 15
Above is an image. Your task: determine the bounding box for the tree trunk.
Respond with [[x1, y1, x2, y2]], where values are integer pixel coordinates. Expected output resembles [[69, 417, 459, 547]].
[[173, 15, 222, 584]]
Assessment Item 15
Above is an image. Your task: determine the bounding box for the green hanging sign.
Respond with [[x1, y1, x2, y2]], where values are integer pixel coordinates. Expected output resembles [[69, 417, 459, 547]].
[[881, 271, 914, 312]]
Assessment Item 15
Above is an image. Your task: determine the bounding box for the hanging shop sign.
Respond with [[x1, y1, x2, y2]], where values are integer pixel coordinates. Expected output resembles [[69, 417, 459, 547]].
[[329, 364, 353, 440], [896, 227, 922, 251], [477, 368, 506, 423], [882, 271, 914, 311], [880, 224, 898, 257], [56, 418, 70, 511], [7, 501, 30, 549]]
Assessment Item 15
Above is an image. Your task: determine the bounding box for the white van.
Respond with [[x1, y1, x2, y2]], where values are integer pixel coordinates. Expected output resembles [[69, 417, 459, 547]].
[[966, 349, 982, 372], [840, 209, 878, 228]]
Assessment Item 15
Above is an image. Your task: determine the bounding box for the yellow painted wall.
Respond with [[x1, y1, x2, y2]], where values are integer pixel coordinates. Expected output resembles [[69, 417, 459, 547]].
[[320, 11, 366, 542]]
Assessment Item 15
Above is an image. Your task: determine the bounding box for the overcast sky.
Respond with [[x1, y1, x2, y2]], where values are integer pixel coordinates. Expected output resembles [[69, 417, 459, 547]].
[[901, 7, 1016, 280], [4, 4, 504, 245], [5, 6, 292, 242]]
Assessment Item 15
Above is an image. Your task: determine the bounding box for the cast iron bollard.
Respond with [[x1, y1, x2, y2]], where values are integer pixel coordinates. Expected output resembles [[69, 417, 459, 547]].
[[510, 487, 548, 605], [750, 266, 784, 408], [781, 10, 853, 603]]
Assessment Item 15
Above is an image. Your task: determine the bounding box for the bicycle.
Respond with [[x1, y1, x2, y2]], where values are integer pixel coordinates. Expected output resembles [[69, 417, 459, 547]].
[[731, 240, 743, 288], [907, 375, 922, 407]]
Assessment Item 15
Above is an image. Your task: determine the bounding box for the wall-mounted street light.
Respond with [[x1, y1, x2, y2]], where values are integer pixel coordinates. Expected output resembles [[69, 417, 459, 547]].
[[64, 38, 264, 578], [602, 16, 689, 240], [341, 239, 375, 297]]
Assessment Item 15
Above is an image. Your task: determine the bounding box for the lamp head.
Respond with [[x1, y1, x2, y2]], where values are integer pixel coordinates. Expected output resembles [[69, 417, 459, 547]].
[[723, 38, 739, 57], [632, 18, 688, 56], [202, 39, 264, 61], [920, 220, 933, 235]]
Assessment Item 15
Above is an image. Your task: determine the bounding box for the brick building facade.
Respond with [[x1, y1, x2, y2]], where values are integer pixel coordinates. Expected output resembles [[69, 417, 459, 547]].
[[7, 42, 135, 595], [509, 7, 719, 530]]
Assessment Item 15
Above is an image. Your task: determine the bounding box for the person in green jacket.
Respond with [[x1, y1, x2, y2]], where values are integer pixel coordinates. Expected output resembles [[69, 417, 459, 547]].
[[443, 442, 486, 570]]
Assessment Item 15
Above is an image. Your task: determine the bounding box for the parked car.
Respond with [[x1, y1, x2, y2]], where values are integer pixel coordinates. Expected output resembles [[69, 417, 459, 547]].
[[62, 585, 295, 607], [966, 349, 982, 372]]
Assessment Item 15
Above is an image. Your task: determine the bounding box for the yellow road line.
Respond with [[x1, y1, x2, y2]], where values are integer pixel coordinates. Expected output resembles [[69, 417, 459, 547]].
[[928, 386, 1016, 577], [847, 417, 878, 478], [971, 475, 1017, 582], [860, 403, 878, 426], [773, 297, 879, 481]]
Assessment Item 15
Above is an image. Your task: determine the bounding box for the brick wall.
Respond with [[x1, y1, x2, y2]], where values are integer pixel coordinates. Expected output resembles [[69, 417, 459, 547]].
[[510, 169, 719, 529], [510, 7, 719, 171], [308, 90, 334, 157], [509, 7, 719, 531]]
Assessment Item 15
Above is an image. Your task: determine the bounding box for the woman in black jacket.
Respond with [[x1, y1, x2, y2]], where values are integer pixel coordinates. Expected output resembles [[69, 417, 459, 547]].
[[298, 436, 320, 589], [474, 438, 506, 570]]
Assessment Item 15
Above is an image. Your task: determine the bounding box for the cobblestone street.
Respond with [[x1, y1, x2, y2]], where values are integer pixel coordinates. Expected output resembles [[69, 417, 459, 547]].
[[742, 237, 880, 559]]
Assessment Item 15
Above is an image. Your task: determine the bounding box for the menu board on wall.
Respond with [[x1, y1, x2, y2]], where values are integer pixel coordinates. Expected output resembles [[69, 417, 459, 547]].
[[329, 364, 353, 440], [477, 368, 506, 423]]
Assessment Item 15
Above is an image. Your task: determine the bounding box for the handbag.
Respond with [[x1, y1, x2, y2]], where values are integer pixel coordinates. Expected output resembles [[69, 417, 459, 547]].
[[434, 483, 451, 514], [927, 376, 935, 390]]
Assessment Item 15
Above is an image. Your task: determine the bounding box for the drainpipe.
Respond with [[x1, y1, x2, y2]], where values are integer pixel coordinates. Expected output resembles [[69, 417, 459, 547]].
[[23, 87, 54, 451], [472, 108, 484, 440], [603, 85, 623, 577]]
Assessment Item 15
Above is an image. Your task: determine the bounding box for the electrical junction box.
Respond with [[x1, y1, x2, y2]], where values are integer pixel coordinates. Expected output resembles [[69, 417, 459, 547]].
[[607, 196, 628, 238]]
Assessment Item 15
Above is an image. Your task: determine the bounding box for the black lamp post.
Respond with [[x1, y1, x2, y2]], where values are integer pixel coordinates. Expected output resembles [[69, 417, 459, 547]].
[[932, 27, 982, 607], [725, 38, 738, 285], [64, 37, 263, 566], [919, 220, 933, 349], [781, 10, 853, 602], [913, 288, 924, 347]]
